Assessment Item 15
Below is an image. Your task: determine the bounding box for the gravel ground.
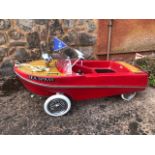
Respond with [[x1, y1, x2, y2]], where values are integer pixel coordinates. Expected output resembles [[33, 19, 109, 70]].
[[0, 86, 155, 135]]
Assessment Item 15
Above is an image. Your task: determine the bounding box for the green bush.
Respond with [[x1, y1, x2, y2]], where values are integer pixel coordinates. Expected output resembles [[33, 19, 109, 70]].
[[149, 74, 155, 87], [135, 57, 155, 87]]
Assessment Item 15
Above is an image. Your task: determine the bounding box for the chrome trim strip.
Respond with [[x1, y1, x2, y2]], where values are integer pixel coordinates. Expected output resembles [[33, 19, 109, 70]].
[[15, 71, 145, 89]]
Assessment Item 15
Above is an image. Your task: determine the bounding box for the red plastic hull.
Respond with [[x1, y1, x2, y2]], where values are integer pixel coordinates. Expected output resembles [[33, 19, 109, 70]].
[[14, 60, 148, 101]]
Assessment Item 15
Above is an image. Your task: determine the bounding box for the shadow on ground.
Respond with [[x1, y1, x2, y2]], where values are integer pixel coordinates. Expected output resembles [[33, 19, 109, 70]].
[[0, 87, 155, 135]]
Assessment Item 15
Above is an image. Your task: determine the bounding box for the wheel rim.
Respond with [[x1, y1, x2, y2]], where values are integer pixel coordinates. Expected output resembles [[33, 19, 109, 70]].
[[121, 92, 136, 101], [44, 94, 71, 117], [47, 98, 68, 115]]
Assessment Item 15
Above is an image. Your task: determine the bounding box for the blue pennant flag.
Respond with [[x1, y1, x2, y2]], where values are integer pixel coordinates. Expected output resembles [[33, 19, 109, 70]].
[[53, 37, 68, 51]]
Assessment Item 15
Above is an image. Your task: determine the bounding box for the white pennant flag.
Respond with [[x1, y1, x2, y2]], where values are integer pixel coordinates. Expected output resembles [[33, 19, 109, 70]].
[[135, 53, 145, 60]]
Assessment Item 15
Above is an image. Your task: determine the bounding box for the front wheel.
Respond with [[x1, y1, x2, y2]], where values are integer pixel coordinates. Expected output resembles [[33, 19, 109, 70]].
[[121, 92, 137, 101], [44, 94, 71, 117]]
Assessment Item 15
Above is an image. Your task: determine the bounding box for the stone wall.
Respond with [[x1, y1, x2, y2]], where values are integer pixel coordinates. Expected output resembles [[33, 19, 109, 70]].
[[0, 19, 97, 76]]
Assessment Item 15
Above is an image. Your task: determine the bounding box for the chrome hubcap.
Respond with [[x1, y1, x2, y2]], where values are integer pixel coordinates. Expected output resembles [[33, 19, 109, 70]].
[[47, 99, 68, 114]]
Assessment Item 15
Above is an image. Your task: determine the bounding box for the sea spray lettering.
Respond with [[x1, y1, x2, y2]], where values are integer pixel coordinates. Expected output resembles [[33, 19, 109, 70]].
[[29, 75, 55, 82]]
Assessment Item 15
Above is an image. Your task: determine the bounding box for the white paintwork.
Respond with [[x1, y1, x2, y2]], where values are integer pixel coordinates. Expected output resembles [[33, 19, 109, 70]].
[[121, 92, 137, 101]]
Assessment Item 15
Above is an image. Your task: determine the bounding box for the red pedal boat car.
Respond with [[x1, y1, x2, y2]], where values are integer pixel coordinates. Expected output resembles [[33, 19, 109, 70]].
[[14, 38, 148, 117]]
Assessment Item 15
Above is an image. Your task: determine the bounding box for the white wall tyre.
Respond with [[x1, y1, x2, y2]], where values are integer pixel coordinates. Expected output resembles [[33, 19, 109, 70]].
[[44, 94, 71, 117], [121, 92, 137, 101]]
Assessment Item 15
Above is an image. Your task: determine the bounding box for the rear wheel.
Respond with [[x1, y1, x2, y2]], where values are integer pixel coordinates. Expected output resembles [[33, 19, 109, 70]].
[[121, 92, 137, 101], [44, 94, 71, 117]]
